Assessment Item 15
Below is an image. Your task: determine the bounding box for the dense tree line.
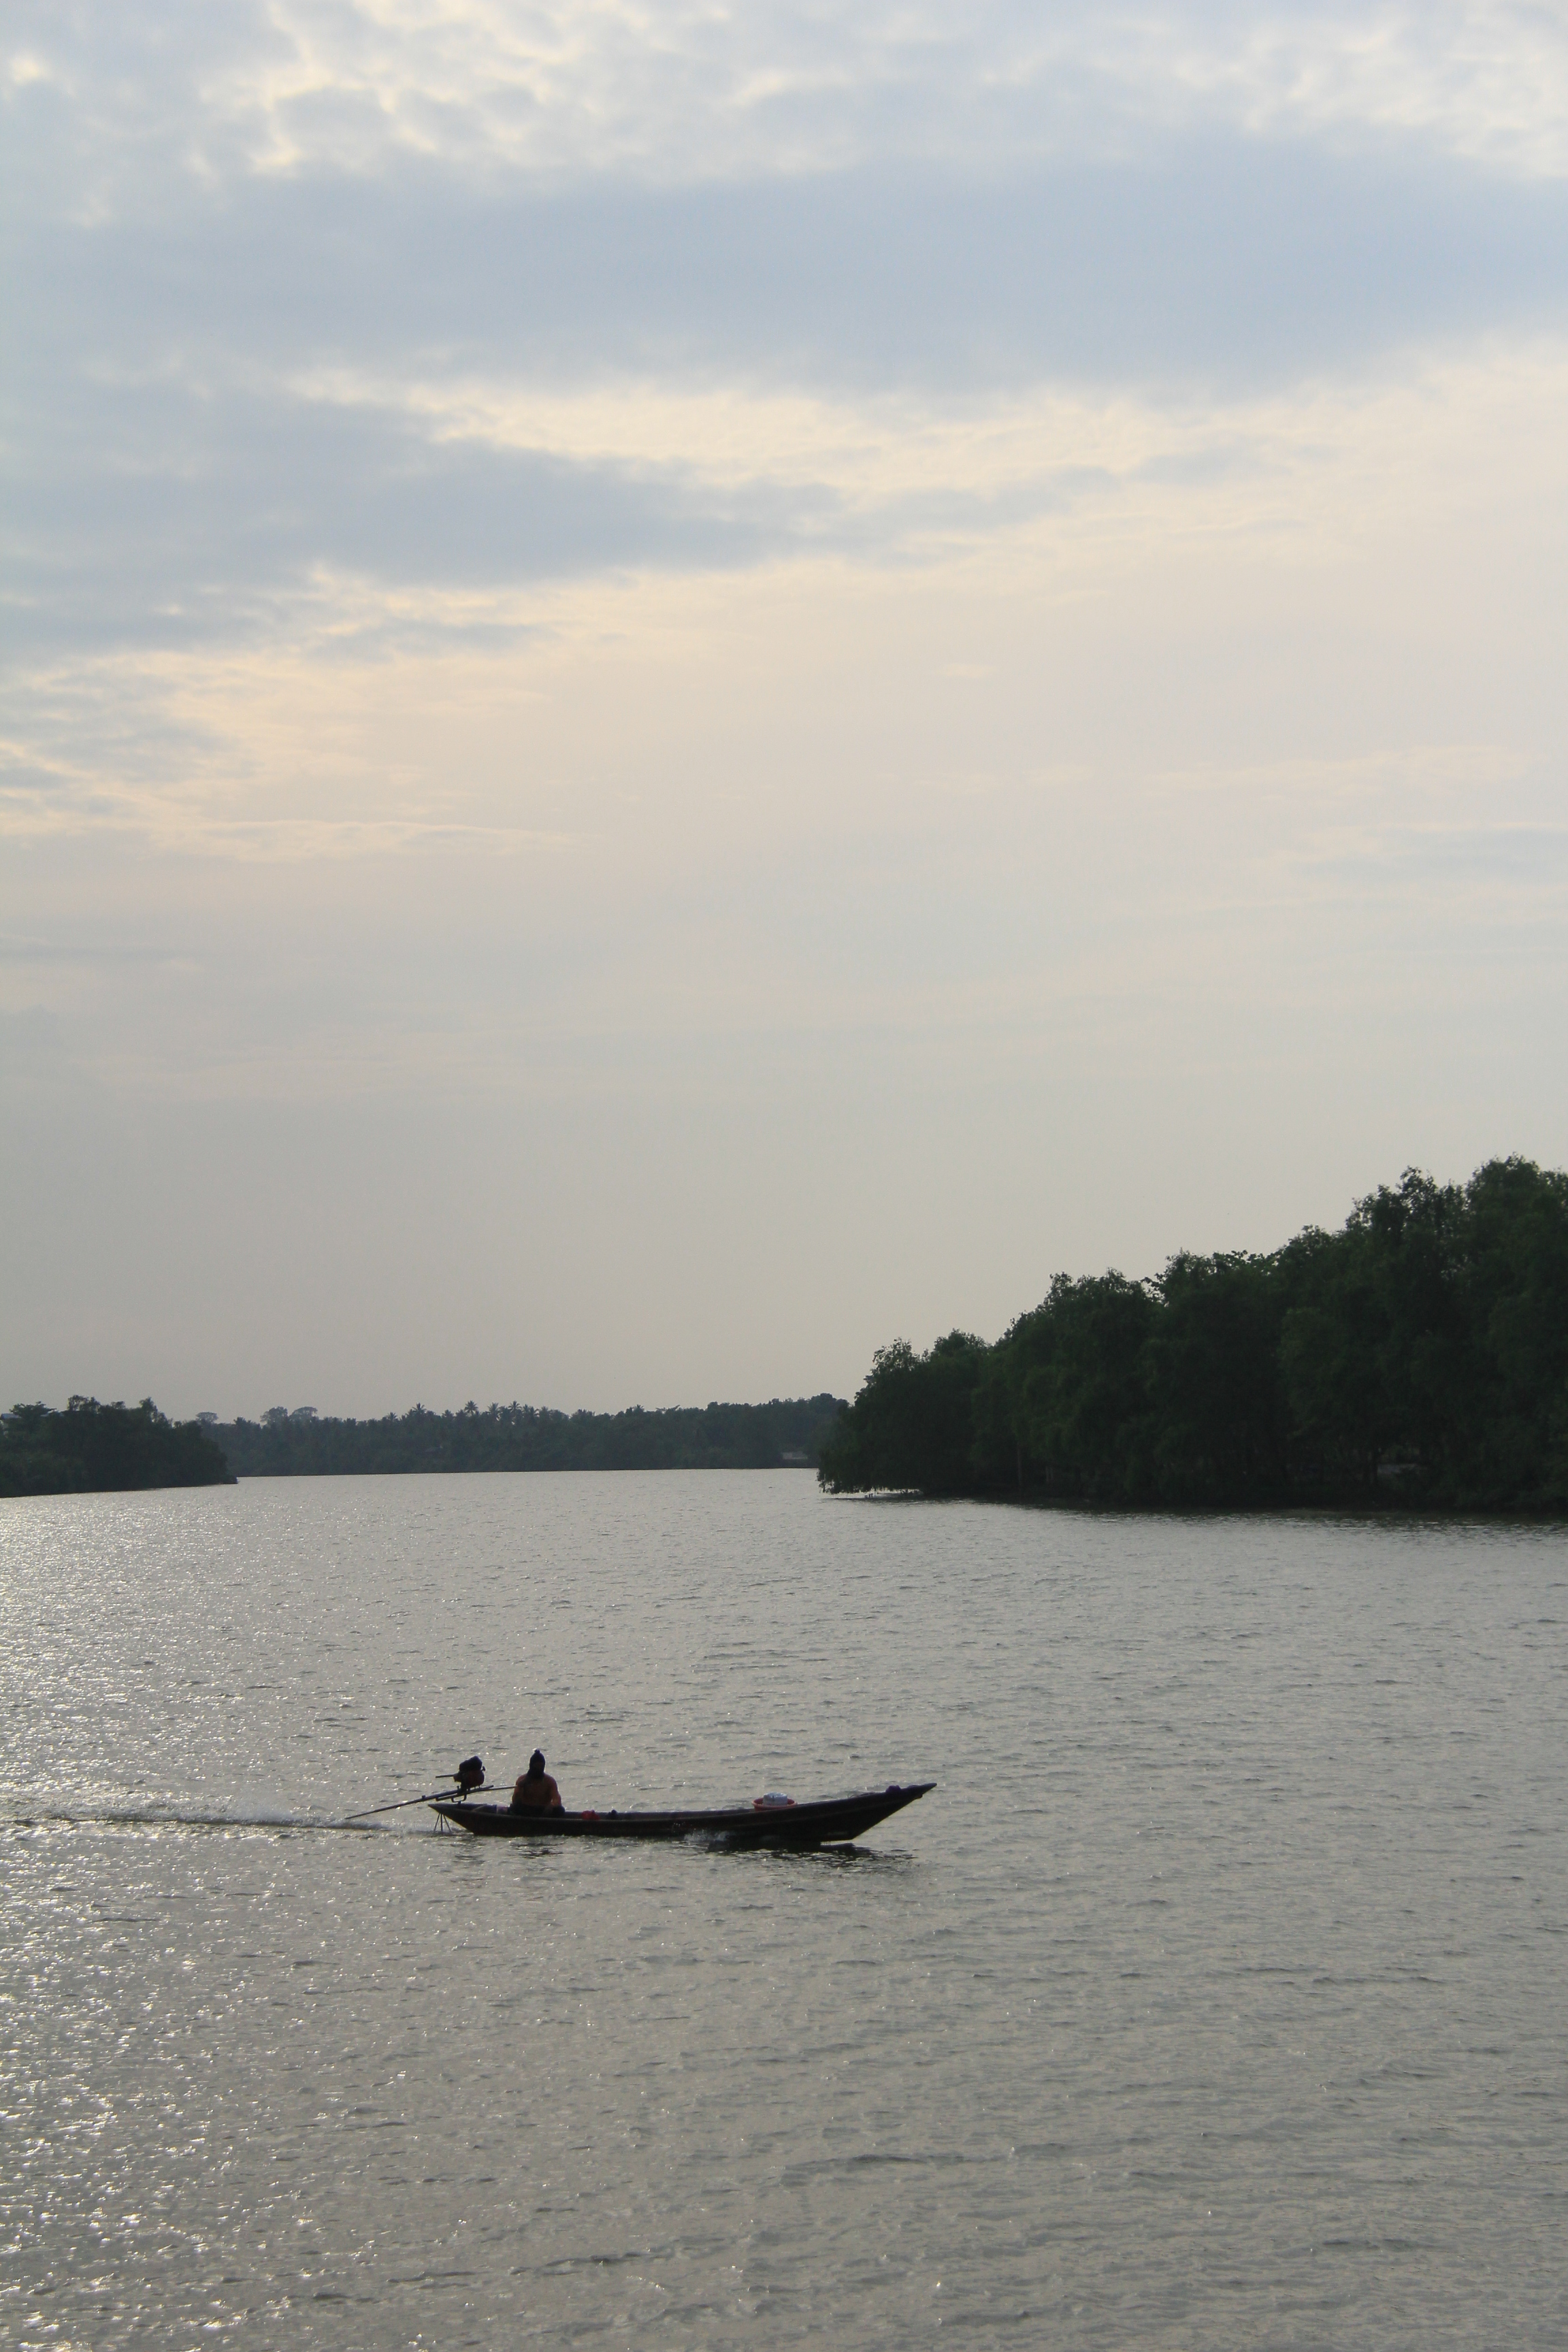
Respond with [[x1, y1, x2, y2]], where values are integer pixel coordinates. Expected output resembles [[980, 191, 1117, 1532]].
[[216, 1394, 845, 1477], [0, 1398, 234, 1497], [819, 1159, 1568, 1510]]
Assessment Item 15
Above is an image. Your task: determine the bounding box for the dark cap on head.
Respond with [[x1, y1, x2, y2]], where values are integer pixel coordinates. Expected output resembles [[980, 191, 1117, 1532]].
[[529, 1750, 546, 1776]]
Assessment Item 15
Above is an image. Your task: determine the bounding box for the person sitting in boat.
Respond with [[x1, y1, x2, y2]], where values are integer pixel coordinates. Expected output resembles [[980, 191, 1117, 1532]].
[[510, 1750, 564, 1812]]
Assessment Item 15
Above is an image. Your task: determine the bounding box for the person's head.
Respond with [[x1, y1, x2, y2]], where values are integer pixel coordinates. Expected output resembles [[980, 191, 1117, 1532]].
[[529, 1750, 546, 1777]]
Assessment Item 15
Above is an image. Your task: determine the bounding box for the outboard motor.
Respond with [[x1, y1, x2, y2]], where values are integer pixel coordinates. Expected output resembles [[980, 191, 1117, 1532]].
[[455, 1754, 485, 1796]]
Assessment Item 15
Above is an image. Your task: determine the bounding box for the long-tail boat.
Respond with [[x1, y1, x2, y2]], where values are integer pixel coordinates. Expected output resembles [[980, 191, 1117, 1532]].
[[430, 1780, 934, 1846]]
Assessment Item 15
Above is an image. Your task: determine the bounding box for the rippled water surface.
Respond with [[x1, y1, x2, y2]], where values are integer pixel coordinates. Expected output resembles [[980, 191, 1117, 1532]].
[[2, 1473, 1565, 2348]]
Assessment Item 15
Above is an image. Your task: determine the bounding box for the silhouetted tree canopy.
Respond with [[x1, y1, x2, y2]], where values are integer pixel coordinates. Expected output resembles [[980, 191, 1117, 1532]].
[[0, 1398, 233, 1497], [214, 1395, 844, 1477], [818, 1159, 1568, 1511]]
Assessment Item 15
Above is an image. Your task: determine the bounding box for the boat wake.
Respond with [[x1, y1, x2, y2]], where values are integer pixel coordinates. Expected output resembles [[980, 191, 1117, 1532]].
[[5, 1804, 434, 1836]]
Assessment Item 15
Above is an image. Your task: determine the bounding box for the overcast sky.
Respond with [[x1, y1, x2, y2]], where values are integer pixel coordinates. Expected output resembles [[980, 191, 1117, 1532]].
[[5, 1, 1568, 1419]]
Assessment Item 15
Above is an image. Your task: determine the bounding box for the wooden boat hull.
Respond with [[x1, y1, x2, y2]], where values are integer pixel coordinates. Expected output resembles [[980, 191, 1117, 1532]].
[[430, 1781, 934, 1846]]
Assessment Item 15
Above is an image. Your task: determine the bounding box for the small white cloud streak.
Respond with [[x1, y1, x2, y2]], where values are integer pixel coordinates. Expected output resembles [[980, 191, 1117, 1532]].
[[176, 2, 1568, 183], [11, 1, 1568, 205], [287, 365, 1165, 508]]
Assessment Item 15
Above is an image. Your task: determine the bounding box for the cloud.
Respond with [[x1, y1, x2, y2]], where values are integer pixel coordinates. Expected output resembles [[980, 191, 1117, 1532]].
[[3, 377, 808, 662], [12, 2, 1568, 195], [1308, 821, 1568, 896], [10, 6, 1568, 673], [19, 139, 1568, 394], [7, 134, 1567, 666]]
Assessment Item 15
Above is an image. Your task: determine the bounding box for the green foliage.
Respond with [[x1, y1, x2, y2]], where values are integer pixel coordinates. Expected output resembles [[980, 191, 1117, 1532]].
[[817, 1337, 987, 1494], [214, 1394, 845, 1478], [0, 1397, 233, 1497], [819, 1158, 1568, 1512], [1147, 1254, 1288, 1502], [1010, 1273, 1160, 1500]]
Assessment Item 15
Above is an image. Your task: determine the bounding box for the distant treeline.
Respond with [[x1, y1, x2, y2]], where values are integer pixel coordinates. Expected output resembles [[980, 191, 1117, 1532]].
[[0, 1398, 234, 1497], [819, 1158, 1568, 1512], [216, 1394, 845, 1477]]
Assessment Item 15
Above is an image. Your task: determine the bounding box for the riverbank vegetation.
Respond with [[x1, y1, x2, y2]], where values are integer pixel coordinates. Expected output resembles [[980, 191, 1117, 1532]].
[[216, 1394, 844, 1477], [0, 1398, 234, 1497], [818, 1158, 1568, 1511]]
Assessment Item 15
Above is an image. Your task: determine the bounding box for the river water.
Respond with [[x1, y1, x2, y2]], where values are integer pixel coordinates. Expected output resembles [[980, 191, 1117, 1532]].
[[1, 1472, 1564, 2348]]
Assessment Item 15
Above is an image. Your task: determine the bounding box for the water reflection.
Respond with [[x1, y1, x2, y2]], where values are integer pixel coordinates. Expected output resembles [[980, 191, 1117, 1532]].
[[2, 1473, 1565, 2350]]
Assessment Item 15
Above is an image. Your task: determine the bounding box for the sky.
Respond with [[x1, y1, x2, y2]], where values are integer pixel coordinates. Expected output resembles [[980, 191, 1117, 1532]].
[[5, 1, 1568, 1420]]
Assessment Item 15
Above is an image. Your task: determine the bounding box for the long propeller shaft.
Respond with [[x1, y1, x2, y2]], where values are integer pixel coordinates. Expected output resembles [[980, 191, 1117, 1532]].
[[346, 1785, 491, 1820]]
